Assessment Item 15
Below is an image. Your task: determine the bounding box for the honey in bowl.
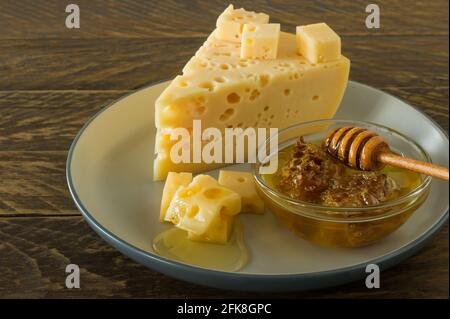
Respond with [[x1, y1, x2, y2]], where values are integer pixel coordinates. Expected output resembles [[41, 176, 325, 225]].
[[259, 136, 429, 247], [264, 137, 422, 207]]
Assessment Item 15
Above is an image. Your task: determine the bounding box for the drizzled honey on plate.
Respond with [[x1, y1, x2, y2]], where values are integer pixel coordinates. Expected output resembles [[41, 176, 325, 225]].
[[153, 222, 249, 272]]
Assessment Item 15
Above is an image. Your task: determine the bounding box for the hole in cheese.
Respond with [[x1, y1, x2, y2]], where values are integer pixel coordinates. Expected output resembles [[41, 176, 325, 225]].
[[312, 95, 320, 101], [203, 188, 223, 199], [237, 177, 246, 183], [264, 105, 269, 111], [199, 82, 214, 91], [225, 108, 234, 115], [214, 76, 225, 83], [284, 89, 291, 96], [195, 106, 206, 115], [227, 92, 241, 104], [219, 108, 235, 121], [249, 89, 260, 101], [214, 52, 231, 57], [188, 205, 199, 218], [220, 64, 230, 70], [259, 74, 270, 87], [179, 189, 194, 198], [179, 81, 188, 87]]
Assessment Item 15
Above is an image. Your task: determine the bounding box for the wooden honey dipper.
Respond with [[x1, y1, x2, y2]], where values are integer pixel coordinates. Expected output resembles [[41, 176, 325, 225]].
[[323, 126, 449, 181]]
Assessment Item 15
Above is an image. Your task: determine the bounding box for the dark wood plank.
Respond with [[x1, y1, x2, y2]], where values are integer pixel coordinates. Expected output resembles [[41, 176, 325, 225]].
[[0, 91, 128, 151], [0, 151, 77, 215], [0, 217, 447, 298], [344, 36, 449, 89], [0, 0, 448, 40], [0, 37, 202, 91], [1, 36, 448, 91]]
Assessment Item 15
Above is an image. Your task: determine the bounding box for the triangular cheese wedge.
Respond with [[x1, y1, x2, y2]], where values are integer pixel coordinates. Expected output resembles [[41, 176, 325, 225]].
[[154, 6, 350, 181]]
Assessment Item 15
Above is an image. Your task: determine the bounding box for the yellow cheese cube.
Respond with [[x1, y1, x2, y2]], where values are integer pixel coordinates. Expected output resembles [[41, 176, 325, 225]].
[[187, 213, 234, 244], [159, 172, 192, 222], [296, 23, 341, 64], [218, 170, 265, 214], [240, 23, 280, 60], [165, 175, 241, 235], [216, 4, 269, 42]]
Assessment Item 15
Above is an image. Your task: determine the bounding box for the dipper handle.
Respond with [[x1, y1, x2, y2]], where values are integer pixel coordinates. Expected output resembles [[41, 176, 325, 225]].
[[378, 152, 449, 181], [323, 126, 449, 181]]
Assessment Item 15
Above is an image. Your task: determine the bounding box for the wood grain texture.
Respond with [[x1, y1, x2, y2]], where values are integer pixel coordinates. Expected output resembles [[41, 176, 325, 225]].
[[0, 217, 447, 298], [0, 0, 448, 299], [0, 151, 77, 215], [0, 0, 448, 39], [1, 36, 448, 90], [0, 91, 128, 151]]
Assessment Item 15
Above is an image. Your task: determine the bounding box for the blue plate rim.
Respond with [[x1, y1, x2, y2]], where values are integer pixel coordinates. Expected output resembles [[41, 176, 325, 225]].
[[66, 80, 449, 285]]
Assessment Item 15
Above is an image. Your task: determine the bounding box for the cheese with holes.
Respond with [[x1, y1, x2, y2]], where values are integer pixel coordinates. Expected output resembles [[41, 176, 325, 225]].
[[154, 7, 350, 181], [187, 212, 234, 244], [296, 23, 341, 64], [159, 172, 192, 222], [164, 175, 241, 235], [216, 4, 269, 42], [241, 24, 280, 59], [218, 170, 265, 214]]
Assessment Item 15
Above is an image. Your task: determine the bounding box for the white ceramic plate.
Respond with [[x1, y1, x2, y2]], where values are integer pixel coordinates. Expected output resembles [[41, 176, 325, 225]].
[[67, 81, 449, 292]]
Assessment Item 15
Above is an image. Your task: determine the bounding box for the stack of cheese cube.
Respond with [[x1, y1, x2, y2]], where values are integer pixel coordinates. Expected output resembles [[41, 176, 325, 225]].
[[160, 171, 264, 244]]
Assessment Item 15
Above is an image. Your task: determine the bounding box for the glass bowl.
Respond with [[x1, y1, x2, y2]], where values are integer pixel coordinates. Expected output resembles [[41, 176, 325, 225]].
[[253, 119, 432, 248]]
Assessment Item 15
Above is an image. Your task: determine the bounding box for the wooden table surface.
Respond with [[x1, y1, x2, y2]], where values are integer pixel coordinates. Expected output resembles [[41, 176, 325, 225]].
[[0, 0, 448, 298]]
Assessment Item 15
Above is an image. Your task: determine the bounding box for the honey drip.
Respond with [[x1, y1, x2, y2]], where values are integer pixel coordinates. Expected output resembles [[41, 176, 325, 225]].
[[153, 222, 249, 272]]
